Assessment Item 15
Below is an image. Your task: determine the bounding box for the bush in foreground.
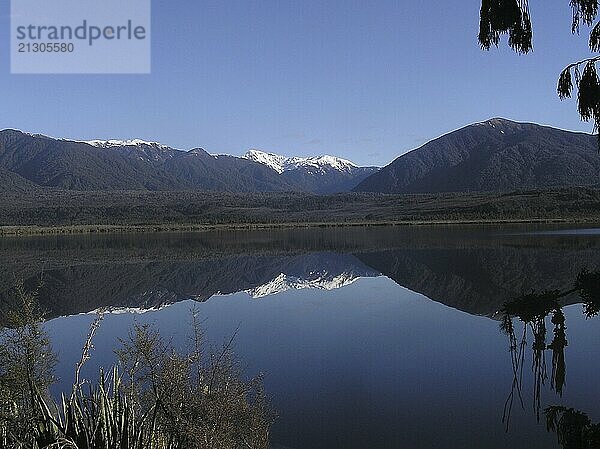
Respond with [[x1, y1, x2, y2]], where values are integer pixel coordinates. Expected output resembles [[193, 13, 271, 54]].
[[0, 286, 274, 449]]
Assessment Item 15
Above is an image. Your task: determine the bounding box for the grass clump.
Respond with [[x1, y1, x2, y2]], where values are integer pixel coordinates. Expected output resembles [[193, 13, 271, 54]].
[[0, 288, 274, 449]]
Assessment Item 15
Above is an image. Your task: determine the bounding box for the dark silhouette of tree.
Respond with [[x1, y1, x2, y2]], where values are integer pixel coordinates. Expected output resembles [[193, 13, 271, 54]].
[[498, 268, 600, 428], [575, 269, 600, 316], [479, 0, 600, 142], [545, 406, 600, 449]]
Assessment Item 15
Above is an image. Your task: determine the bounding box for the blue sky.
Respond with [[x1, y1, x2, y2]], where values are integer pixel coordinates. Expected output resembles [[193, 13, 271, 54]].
[[0, 0, 596, 166]]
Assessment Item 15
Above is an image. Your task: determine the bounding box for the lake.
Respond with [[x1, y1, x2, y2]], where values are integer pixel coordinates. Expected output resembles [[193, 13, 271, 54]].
[[1, 225, 599, 449]]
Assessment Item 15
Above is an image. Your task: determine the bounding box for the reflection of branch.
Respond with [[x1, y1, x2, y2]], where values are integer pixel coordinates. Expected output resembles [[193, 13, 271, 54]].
[[502, 316, 526, 431], [500, 291, 556, 428], [530, 317, 548, 422], [548, 310, 567, 396], [499, 268, 600, 431], [503, 313, 550, 425]]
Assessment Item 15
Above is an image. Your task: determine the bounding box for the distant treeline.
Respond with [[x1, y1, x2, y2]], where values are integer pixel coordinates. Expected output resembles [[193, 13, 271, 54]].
[[1, 187, 600, 230]]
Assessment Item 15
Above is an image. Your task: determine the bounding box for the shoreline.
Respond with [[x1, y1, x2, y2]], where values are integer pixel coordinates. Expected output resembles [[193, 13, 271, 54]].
[[2, 217, 600, 237]]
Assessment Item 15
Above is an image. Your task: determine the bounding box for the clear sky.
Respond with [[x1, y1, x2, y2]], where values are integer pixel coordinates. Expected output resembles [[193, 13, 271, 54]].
[[0, 0, 596, 166]]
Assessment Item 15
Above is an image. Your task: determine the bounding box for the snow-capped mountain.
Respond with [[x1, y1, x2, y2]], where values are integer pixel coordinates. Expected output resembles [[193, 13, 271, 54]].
[[244, 149, 358, 174], [243, 149, 379, 194], [79, 139, 377, 192], [246, 270, 367, 298], [0, 129, 378, 194]]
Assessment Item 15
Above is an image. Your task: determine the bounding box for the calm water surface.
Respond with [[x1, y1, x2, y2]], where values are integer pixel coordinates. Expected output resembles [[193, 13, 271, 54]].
[[1, 225, 599, 449]]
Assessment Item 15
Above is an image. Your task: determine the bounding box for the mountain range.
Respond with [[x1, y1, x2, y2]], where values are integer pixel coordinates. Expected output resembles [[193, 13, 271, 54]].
[[2, 118, 600, 196], [0, 130, 376, 194]]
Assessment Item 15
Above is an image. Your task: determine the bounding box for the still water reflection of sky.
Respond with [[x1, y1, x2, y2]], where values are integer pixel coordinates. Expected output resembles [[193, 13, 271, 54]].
[[45, 275, 600, 449]]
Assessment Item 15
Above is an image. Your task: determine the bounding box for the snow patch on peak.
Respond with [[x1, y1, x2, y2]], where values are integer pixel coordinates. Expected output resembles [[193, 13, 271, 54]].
[[84, 139, 175, 150], [210, 152, 236, 159], [304, 155, 357, 172], [475, 118, 521, 130], [243, 149, 358, 174], [244, 150, 289, 173]]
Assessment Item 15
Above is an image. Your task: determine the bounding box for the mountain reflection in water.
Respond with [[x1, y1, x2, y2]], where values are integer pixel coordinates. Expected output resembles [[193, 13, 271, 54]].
[[1, 225, 599, 449], [1, 225, 599, 320]]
